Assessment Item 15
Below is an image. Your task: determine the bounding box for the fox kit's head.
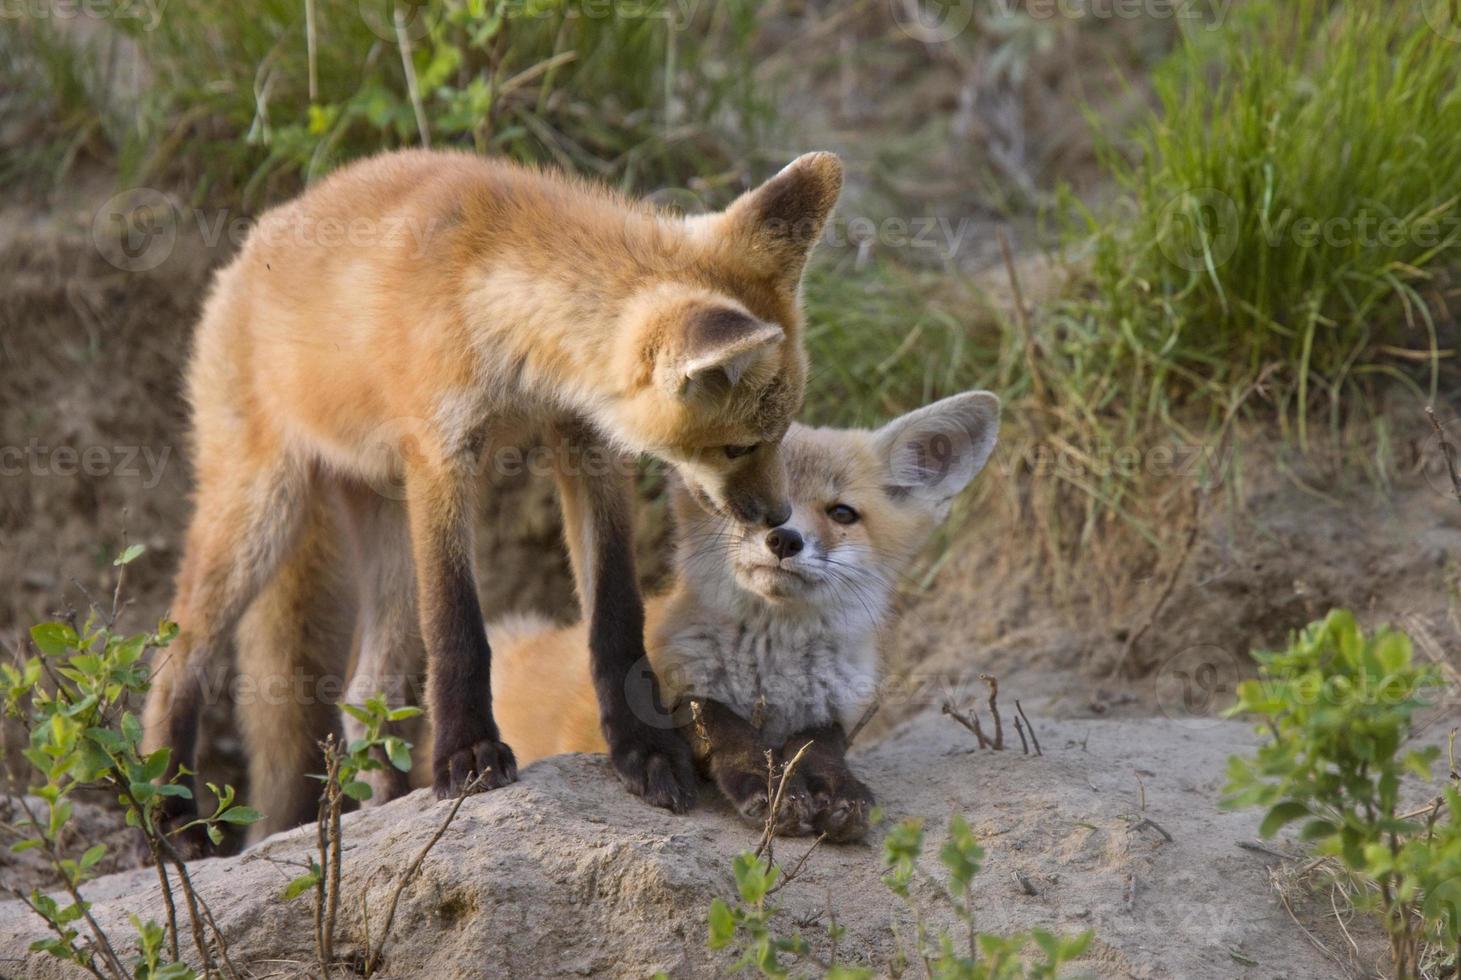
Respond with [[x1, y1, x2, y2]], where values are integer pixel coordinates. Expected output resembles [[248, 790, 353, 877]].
[[670, 391, 1000, 627], [608, 153, 843, 527]]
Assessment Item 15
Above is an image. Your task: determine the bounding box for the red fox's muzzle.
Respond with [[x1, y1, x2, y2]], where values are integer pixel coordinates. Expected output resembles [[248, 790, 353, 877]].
[[679, 444, 791, 528]]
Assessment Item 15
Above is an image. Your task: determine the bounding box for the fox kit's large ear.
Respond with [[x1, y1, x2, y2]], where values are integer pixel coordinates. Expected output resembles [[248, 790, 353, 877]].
[[719, 152, 843, 287], [676, 306, 785, 399], [874, 391, 1000, 512]]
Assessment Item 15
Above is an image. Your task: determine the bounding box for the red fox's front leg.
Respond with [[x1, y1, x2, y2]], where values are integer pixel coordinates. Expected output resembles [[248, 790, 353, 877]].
[[405, 458, 518, 798], [552, 423, 696, 812]]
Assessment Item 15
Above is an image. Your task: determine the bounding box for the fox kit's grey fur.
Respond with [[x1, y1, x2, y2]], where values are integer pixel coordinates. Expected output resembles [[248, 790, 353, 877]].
[[656, 541, 885, 747], [646, 391, 1001, 838]]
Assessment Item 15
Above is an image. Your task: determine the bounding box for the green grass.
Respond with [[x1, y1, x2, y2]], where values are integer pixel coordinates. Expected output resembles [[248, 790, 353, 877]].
[[1049, 0, 1461, 448], [800, 257, 1002, 430], [2, 0, 771, 199]]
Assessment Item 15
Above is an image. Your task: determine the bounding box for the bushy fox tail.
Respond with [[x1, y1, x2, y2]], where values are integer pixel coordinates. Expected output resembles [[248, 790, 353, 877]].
[[487, 612, 607, 766]]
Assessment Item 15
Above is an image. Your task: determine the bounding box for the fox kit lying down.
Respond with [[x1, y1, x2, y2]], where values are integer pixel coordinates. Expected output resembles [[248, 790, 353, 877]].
[[489, 391, 1000, 841], [141, 147, 843, 840]]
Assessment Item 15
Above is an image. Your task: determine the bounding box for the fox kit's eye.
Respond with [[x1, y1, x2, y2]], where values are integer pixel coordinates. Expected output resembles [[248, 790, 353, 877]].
[[724, 444, 757, 460], [827, 504, 860, 525]]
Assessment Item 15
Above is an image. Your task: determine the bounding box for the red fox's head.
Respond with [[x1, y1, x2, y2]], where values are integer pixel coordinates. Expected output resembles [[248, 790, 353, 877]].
[[607, 153, 843, 527], [670, 391, 1001, 624]]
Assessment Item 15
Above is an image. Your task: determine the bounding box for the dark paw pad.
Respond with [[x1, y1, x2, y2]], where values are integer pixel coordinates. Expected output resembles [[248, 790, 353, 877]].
[[610, 727, 697, 813], [721, 769, 815, 837], [433, 737, 518, 799], [813, 778, 875, 843]]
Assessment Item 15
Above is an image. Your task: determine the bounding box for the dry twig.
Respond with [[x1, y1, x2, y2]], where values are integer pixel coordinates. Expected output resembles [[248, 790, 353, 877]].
[[1015, 700, 1042, 756], [845, 699, 880, 747], [1427, 406, 1461, 504], [996, 227, 1045, 411], [755, 741, 813, 865], [363, 772, 484, 977], [942, 701, 993, 749]]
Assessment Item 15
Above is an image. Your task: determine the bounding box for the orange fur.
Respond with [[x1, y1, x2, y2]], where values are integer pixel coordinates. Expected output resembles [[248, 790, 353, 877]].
[[146, 148, 843, 823]]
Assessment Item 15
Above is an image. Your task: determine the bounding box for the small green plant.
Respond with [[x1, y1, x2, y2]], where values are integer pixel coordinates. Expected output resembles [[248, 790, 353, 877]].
[[1, 544, 258, 979], [275, 693, 477, 978], [708, 813, 1091, 978], [1224, 608, 1461, 980], [277, 694, 420, 975]]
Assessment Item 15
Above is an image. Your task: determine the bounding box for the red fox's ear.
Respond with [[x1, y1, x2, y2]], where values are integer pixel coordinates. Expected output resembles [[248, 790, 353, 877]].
[[674, 307, 785, 399], [718, 152, 843, 286], [874, 391, 1001, 509]]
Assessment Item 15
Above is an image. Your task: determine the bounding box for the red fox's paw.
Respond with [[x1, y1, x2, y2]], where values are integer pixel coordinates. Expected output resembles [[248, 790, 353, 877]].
[[608, 722, 697, 813], [432, 733, 518, 799], [809, 773, 875, 844]]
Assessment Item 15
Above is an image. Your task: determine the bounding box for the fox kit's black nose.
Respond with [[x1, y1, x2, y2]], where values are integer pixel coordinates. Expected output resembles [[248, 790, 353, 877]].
[[765, 527, 804, 560], [764, 503, 792, 528]]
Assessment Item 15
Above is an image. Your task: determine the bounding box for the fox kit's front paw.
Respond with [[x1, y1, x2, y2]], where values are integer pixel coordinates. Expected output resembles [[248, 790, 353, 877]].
[[805, 767, 875, 843], [607, 721, 697, 813], [714, 765, 816, 836], [432, 725, 518, 799]]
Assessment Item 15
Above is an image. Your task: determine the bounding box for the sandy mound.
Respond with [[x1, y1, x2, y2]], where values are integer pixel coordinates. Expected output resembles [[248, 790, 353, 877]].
[[0, 712, 1338, 978]]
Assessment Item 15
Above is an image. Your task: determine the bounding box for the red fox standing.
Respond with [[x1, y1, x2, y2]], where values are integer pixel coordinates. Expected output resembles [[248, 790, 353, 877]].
[[488, 391, 1000, 842], [141, 148, 843, 837]]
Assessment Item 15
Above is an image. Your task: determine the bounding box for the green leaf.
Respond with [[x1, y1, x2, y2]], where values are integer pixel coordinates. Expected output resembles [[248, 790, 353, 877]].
[[141, 747, 171, 783], [79, 843, 106, 869], [281, 871, 319, 901], [113, 544, 145, 566], [1259, 801, 1312, 839], [341, 780, 373, 802], [1032, 928, 1060, 959], [386, 738, 413, 772], [121, 712, 143, 747], [218, 806, 263, 826], [31, 623, 78, 656], [1062, 930, 1095, 959], [1300, 819, 1337, 841], [707, 897, 735, 949]]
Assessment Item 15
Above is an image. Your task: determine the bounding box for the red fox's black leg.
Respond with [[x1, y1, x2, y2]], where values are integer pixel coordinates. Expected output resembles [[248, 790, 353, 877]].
[[691, 699, 813, 835], [782, 723, 874, 843], [406, 461, 517, 798], [552, 422, 696, 813]]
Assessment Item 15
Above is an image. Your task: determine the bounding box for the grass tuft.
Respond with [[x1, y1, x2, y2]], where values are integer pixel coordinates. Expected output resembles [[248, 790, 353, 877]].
[[2, 0, 772, 199], [1051, 0, 1461, 447]]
